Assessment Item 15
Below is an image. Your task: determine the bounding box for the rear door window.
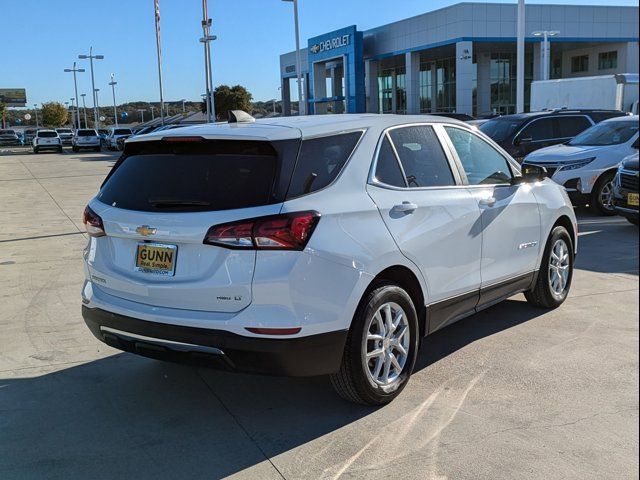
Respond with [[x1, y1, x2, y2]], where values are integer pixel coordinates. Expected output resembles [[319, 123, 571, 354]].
[[374, 136, 407, 187], [556, 116, 592, 138], [286, 131, 362, 198], [99, 139, 299, 212], [387, 126, 455, 188], [519, 118, 555, 142]]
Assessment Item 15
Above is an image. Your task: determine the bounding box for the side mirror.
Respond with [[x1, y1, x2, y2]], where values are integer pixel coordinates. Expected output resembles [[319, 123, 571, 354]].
[[515, 136, 533, 146], [513, 165, 547, 185]]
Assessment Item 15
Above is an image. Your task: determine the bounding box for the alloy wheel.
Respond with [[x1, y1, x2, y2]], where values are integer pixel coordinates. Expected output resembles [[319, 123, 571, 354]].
[[362, 302, 410, 387], [549, 238, 570, 296]]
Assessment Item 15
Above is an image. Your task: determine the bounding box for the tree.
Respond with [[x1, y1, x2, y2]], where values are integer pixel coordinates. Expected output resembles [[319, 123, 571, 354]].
[[201, 85, 253, 120], [0, 102, 7, 128], [41, 102, 68, 128]]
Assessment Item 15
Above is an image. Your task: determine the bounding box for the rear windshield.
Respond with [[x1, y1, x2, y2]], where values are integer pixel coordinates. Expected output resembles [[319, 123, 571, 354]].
[[0, 130, 16, 135], [113, 129, 132, 135], [77, 129, 97, 136], [57, 129, 72, 133], [38, 131, 58, 138], [99, 139, 299, 212], [479, 118, 525, 142]]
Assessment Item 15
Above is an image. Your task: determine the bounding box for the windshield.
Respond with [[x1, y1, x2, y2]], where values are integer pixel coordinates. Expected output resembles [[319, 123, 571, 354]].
[[569, 120, 639, 146], [77, 130, 97, 137], [479, 118, 524, 143], [113, 129, 132, 135]]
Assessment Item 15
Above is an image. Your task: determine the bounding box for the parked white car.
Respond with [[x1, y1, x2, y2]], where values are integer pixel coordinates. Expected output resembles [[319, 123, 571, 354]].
[[523, 116, 639, 215], [56, 128, 74, 146], [81, 114, 577, 405], [104, 127, 133, 150], [32, 129, 62, 153], [72, 129, 102, 152]]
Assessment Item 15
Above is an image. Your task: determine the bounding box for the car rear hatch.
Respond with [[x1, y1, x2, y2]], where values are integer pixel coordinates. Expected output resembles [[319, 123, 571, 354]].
[[86, 130, 301, 313]]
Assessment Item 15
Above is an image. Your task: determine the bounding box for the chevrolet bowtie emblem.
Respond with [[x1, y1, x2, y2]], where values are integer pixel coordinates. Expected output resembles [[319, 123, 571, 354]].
[[136, 225, 157, 237]]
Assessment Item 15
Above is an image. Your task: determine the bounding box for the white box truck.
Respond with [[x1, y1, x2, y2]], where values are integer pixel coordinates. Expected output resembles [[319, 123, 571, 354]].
[[531, 74, 639, 114]]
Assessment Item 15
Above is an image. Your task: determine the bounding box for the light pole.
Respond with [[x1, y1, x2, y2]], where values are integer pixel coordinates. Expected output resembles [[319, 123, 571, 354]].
[[282, 0, 304, 116], [33, 104, 39, 127], [94, 88, 101, 128], [70, 98, 76, 129], [532, 30, 559, 81], [137, 109, 146, 123], [516, 0, 525, 113], [108, 73, 119, 126], [64, 62, 85, 128], [78, 47, 104, 128], [150, 106, 156, 120], [180, 99, 186, 113], [80, 93, 88, 128], [200, 0, 217, 123]]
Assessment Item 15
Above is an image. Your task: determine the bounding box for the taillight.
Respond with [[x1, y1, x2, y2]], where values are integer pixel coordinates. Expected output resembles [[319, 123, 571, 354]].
[[83, 205, 106, 237], [203, 211, 320, 250]]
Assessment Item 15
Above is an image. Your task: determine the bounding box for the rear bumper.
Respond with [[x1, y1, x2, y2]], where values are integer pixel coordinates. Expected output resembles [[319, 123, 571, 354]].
[[82, 306, 347, 377]]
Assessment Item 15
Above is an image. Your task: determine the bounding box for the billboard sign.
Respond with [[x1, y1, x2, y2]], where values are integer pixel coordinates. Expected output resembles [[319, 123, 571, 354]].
[[0, 88, 27, 107]]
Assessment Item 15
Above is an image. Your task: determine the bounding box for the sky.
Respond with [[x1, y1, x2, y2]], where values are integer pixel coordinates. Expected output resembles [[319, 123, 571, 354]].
[[1, 0, 637, 107]]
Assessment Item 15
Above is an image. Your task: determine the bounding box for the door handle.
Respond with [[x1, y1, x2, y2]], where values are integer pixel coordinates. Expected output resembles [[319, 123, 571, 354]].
[[393, 201, 418, 213], [478, 197, 496, 207]]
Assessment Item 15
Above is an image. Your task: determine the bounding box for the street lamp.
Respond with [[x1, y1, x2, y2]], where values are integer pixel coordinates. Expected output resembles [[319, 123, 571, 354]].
[[70, 98, 76, 129], [94, 88, 101, 128], [64, 62, 85, 128], [80, 94, 88, 128], [199, 0, 217, 123], [33, 104, 39, 128], [108, 73, 119, 126], [180, 99, 186, 113], [137, 109, 146, 123], [78, 47, 104, 127], [282, 0, 304, 116], [150, 106, 156, 120], [532, 30, 560, 81]]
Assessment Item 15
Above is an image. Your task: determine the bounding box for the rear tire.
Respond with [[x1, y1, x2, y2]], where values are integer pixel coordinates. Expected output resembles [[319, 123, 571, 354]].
[[525, 226, 574, 309], [94, 146, 101, 152], [33, 148, 39, 154], [330, 282, 419, 406], [72, 146, 78, 152], [590, 172, 616, 216]]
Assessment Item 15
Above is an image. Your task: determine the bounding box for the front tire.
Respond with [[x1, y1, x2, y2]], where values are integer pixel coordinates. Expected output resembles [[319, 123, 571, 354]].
[[330, 283, 419, 405], [525, 226, 574, 309], [590, 172, 616, 216]]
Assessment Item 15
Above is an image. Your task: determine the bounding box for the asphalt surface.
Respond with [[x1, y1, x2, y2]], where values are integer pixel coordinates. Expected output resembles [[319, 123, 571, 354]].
[[0, 149, 638, 480]]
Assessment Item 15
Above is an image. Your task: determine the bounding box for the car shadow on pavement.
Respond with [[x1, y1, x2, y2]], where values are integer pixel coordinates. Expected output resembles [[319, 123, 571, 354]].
[[0, 299, 547, 480], [575, 215, 639, 276]]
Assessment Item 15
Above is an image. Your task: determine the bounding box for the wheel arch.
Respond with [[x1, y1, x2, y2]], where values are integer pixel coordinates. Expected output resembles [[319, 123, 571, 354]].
[[553, 214, 577, 253], [365, 265, 427, 338]]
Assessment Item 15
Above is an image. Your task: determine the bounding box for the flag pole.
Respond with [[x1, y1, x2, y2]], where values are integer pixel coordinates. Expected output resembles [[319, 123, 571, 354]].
[[154, 0, 166, 125]]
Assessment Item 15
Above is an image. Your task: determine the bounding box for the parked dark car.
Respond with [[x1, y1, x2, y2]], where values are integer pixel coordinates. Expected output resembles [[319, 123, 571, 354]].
[[479, 109, 629, 162], [613, 153, 639, 226], [428, 112, 476, 122]]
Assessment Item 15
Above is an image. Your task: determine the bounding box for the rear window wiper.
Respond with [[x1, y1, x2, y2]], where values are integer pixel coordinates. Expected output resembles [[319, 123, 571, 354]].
[[148, 198, 211, 208]]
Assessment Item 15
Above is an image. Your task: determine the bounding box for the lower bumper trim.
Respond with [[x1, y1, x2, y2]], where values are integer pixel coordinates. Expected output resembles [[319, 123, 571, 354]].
[[82, 306, 348, 377]]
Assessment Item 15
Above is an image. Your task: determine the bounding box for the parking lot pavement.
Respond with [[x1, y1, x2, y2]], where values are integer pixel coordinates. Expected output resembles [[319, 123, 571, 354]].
[[1, 151, 638, 480]]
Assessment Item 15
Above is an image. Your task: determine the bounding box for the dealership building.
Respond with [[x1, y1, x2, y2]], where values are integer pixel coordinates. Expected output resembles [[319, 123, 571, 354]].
[[279, 2, 639, 116]]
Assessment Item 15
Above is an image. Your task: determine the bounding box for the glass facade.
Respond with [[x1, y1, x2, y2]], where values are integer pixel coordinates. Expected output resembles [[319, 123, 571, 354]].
[[435, 58, 456, 113], [396, 67, 407, 114], [489, 52, 532, 115], [419, 64, 433, 113], [378, 70, 393, 113]]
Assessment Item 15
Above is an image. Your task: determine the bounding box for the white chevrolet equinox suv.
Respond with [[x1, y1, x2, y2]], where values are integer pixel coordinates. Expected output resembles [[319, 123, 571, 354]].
[[81, 113, 577, 405]]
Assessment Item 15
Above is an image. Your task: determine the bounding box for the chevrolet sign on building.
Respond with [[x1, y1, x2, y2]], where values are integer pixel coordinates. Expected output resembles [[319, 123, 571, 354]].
[[310, 35, 351, 55]]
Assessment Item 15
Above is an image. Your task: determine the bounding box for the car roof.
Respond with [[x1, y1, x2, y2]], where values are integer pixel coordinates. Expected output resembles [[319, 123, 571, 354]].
[[128, 114, 468, 143], [491, 109, 627, 122], [601, 114, 639, 122]]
